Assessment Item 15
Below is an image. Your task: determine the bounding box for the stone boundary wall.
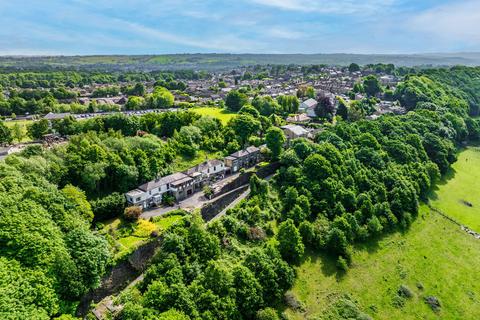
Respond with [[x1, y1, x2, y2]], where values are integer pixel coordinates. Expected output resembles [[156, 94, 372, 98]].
[[214, 162, 280, 198], [76, 236, 163, 317], [201, 185, 248, 221]]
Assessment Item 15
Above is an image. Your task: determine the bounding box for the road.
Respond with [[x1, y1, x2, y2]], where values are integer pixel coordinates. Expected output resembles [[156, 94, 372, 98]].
[[140, 172, 241, 220], [140, 190, 209, 219]]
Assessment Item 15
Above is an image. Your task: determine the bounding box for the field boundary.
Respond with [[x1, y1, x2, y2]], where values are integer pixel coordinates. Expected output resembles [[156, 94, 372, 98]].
[[428, 205, 480, 239]]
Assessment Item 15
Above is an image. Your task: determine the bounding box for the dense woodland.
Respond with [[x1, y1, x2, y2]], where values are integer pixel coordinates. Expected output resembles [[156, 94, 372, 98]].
[[1, 65, 480, 319]]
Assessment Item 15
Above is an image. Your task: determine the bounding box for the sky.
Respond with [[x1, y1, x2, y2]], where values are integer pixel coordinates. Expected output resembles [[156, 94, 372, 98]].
[[0, 0, 479, 55]]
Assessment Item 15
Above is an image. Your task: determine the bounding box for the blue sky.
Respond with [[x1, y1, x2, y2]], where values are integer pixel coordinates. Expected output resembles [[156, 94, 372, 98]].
[[1, 0, 479, 55]]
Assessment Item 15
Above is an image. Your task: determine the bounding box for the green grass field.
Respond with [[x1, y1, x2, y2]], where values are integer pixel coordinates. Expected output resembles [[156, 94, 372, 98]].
[[171, 150, 223, 172], [285, 147, 480, 319], [191, 107, 236, 125], [285, 205, 480, 319], [429, 146, 480, 231]]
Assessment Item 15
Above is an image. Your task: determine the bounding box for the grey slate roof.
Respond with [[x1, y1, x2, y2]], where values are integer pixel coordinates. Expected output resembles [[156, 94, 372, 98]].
[[44, 112, 72, 120], [184, 159, 224, 176], [281, 124, 309, 136], [246, 146, 260, 154], [138, 172, 188, 192]]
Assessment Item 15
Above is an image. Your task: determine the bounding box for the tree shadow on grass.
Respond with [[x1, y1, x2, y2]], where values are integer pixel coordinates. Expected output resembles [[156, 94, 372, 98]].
[[299, 249, 346, 282], [427, 167, 457, 202]]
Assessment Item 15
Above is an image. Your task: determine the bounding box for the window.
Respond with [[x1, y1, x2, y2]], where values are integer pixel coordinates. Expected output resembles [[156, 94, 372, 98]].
[[136, 197, 141, 202]]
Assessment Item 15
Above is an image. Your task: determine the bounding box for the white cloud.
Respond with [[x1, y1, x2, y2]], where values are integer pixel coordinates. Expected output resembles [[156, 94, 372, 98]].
[[266, 27, 305, 39], [121, 20, 263, 52], [409, 1, 480, 44], [249, 0, 395, 15]]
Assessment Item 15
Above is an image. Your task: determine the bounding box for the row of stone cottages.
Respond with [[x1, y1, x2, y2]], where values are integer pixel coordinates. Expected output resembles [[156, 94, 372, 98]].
[[125, 146, 262, 209]]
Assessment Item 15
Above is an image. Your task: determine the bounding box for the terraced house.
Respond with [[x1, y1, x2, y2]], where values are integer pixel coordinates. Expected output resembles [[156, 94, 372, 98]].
[[125, 159, 227, 208], [125, 147, 261, 208]]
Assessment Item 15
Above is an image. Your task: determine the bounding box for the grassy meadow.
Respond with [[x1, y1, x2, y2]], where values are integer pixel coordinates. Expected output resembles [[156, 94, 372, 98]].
[[191, 107, 236, 125], [285, 147, 480, 319], [428, 146, 480, 231], [285, 205, 480, 319]]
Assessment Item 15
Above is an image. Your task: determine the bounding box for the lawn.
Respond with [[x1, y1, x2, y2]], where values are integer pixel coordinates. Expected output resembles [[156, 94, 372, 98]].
[[428, 146, 480, 231], [285, 205, 480, 319], [191, 107, 236, 125], [153, 214, 184, 231], [100, 213, 185, 261], [171, 149, 223, 172], [4, 119, 33, 142]]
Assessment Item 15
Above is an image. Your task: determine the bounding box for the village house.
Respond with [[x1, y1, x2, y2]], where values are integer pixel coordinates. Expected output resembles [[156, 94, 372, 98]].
[[183, 159, 226, 184], [281, 124, 310, 140], [286, 113, 311, 124], [125, 172, 189, 208], [125, 158, 230, 208], [224, 146, 260, 173], [299, 98, 318, 117]]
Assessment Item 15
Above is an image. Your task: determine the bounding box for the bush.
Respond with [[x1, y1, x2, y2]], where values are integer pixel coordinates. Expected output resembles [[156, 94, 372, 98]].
[[247, 226, 266, 241], [124, 206, 142, 221], [133, 219, 157, 238], [392, 295, 406, 308], [256, 307, 280, 320], [322, 296, 372, 320], [398, 285, 414, 298], [162, 193, 176, 206], [90, 192, 126, 221], [284, 292, 306, 312], [202, 185, 214, 199], [336, 256, 349, 272]]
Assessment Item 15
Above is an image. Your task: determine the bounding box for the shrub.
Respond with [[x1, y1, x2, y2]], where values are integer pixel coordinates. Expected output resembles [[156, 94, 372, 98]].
[[322, 296, 372, 320], [133, 219, 157, 238], [284, 292, 306, 312], [90, 192, 126, 221], [397, 284, 414, 298], [336, 256, 349, 272], [256, 307, 280, 320], [247, 226, 266, 241], [392, 295, 406, 308], [202, 185, 214, 199], [124, 206, 142, 221], [162, 193, 176, 206]]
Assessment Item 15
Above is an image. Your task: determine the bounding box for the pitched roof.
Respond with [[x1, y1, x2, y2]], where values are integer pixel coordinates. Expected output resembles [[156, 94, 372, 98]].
[[230, 149, 250, 158], [301, 98, 318, 108], [43, 112, 72, 120], [170, 176, 194, 187], [138, 172, 188, 192], [184, 159, 224, 176], [246, 146, 260, 154], [281, 124, 309, 136], [286, 114, 311, 123]]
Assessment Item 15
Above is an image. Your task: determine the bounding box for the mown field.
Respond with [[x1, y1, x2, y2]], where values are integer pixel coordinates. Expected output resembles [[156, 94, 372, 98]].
[[285, 147, 480, 319], [191, 107, 236, 125], [429, 146, 480, 232]]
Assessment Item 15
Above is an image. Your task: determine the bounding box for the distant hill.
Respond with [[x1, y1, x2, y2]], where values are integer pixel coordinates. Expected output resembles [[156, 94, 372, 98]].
[[1, 53, 480, 71]]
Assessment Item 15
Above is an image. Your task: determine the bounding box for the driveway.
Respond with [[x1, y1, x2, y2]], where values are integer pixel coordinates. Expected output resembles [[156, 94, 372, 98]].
[[141, 190, 209, 219]]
